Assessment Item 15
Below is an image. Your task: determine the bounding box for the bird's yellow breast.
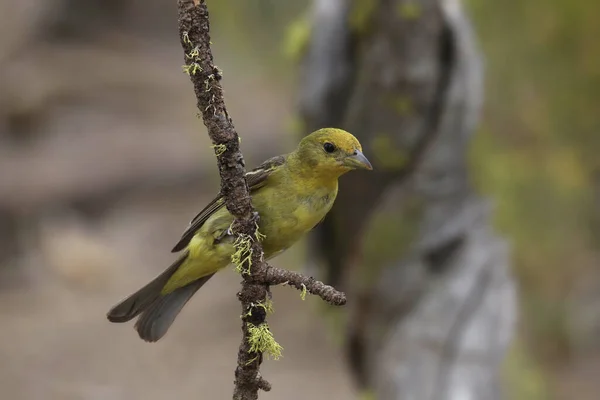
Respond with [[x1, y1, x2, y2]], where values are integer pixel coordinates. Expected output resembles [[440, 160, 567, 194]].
[[163, 165, 339, 293], [253, 179, 337, 258]]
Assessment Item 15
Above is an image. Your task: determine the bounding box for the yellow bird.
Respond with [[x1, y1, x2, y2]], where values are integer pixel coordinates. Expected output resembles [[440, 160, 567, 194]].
[[107, 128, 372, 342]]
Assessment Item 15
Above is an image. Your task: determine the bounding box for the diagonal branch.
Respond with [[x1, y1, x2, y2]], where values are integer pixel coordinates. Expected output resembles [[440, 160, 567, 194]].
[[176, 1, 346, 399]]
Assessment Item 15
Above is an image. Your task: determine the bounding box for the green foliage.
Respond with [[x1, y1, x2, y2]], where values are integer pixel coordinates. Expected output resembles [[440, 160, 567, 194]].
[[283, 14, 311, 62], [370, 134, 410, 170], [397, 2, 421, 20], [503, 340, 552, 400], [349, 0, 378, 34], [358, 390, 376, 400], [206, 0, 310, 75], [383, 94, 414, 116], [468, 0, 600, 391]]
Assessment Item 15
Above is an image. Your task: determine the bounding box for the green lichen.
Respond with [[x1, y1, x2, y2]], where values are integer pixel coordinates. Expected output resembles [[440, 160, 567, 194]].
[[182, 63, 202, 75], [232, 233, 254, 275], [262, 297, 274, 314], [186, 46, 201, 61], [349, 0, 378, 34], [182, 31, 192, 46], [300, 283, 307, 301], [397, 2, 421, 20], [254, 223, 266, 242], [231, 224, 266, 275], [243, 298, 275, 318], [181, 33, 202, 75], [252, 298, 274, 315], [244, 356, 259, 366], [247, 323, 283, 360], [204, 77, 213, 92], [370, 135, 410, 170], [283, 15, 311, 62], [211, 143, 227, 157]]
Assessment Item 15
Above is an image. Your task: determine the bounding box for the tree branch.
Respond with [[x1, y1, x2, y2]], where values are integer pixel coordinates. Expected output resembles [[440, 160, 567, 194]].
[[263, 266, 347, 306], [176, 1, 346, 399]]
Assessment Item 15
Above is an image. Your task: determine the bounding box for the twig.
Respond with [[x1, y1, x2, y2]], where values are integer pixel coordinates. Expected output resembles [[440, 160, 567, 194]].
[[263, 266, 346, 306], [176, 1, 346, 399]]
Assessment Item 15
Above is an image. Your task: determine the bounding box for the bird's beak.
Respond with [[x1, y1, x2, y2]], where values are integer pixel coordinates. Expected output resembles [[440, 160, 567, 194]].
[[344, 149, 373, 170]]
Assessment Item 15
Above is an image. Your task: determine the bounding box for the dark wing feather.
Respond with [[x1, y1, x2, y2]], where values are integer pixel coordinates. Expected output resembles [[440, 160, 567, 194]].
[[170, 155, 286, 252]]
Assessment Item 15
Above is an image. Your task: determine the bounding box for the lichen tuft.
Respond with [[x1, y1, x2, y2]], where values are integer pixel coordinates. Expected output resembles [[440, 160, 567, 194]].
[[212, 143, 227, 157], [247, 323, 283, 360], [182, 31, 192, 46], [186, 46, 201, 61], [300, 283, 307, 301], [231, 233, 254, 275], [231, 224, 266, 275], [243, 299, 275, 318], [182, 63, 202, 75]]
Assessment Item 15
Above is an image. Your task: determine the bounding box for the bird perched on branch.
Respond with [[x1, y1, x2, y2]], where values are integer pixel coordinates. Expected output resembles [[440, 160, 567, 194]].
[[106, 128, 372, 342]]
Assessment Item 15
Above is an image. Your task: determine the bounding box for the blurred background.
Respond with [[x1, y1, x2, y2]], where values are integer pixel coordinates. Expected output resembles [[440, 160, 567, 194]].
[[0, 0, 597, 399]]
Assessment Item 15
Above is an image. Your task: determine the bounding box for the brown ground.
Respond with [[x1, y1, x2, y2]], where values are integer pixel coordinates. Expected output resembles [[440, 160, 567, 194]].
[[0, 34, 356, 400], [0, 194, 356, 400]]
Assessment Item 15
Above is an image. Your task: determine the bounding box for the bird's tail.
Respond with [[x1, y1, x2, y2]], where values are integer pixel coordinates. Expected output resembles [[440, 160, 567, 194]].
[[106, 252, 214, 342], [133, 275, 212, 342]]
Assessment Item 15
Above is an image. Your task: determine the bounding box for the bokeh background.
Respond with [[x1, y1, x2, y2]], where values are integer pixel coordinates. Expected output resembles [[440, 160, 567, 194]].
[[0, 0, 597, 399]]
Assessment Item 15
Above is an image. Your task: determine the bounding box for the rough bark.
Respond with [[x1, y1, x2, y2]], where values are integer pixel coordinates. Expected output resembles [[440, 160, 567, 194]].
[[298, 0, 517, 398]]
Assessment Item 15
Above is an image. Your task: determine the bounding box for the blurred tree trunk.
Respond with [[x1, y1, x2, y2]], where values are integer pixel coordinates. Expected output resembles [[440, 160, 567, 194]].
[[298, 0, 517, 398]]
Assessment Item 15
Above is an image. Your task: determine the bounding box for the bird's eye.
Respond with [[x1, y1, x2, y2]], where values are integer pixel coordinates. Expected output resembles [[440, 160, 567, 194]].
[[323, 142, 336, 153]]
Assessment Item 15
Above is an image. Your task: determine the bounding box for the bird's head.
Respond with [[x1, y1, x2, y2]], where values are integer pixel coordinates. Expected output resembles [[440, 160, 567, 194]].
[[296, 128, 373, 177]]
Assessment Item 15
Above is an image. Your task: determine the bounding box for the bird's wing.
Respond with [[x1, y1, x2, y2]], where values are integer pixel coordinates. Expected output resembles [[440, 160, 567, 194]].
[[170, 155, 287, 252]]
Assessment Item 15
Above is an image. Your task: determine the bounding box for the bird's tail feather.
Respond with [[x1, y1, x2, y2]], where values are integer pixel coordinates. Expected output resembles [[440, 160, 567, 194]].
[[134, 273, 214, 342], [106, 252, 189, 323]]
